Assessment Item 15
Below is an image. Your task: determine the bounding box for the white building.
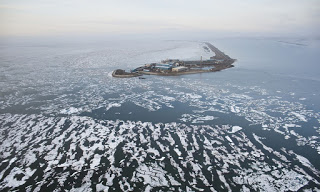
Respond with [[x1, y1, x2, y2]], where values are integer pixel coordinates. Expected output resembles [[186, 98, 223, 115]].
[[172, 66, 188, 72]]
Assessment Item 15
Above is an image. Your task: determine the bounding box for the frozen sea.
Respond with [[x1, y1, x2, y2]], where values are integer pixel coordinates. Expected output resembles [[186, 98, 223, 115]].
[[0, 37, 320, 191]]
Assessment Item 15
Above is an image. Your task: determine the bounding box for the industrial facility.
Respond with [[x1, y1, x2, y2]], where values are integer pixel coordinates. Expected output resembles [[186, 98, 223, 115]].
[[112, 42, 236, 78]]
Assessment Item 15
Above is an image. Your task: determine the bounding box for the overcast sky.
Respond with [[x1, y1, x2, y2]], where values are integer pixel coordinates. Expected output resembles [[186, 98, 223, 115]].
[[0, 0, 319, 37]]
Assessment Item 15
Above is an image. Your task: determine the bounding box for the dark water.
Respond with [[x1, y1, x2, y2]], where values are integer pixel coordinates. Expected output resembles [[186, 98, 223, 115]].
[[0, 38, 319, 191]]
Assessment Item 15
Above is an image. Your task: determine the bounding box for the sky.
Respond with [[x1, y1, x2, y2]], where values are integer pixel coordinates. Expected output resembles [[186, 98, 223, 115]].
[[0, 0, 319, 38]]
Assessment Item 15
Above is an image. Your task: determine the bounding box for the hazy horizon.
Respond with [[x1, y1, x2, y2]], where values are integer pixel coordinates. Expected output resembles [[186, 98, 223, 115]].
[[1, 0, 319, 39]]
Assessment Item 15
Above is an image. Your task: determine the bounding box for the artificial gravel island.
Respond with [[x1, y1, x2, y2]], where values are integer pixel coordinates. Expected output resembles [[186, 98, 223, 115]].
[[112, 42, 236, 78]]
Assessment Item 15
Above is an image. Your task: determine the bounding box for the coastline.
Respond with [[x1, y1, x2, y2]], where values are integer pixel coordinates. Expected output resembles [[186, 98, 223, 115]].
[[112, 69, 142, 78]]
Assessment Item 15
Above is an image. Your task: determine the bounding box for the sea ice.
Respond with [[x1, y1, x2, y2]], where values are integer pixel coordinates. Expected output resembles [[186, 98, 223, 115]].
[[60, 107, 82, 114], [133, 163, 169, 188], [229, 126, 243, 133], [291, 112, 307, 122], [106, 102, 121, 111]]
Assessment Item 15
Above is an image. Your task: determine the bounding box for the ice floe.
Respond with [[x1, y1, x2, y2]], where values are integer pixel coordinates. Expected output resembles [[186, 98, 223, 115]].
[[229, 126, 243, 133], [60, 107, 82, 114]]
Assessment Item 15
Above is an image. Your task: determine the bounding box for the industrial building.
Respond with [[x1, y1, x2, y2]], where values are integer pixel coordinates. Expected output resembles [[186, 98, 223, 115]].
[[154, 63, 173, 71]]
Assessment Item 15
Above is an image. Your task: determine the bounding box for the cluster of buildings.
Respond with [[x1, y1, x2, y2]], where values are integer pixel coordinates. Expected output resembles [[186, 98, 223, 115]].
[[143, 59, 188, 73], [129, 56, 234, 75], [114, 43, 235, 78]]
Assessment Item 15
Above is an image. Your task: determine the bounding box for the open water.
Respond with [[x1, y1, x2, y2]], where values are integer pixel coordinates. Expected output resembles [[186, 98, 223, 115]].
[[0, 37, 320, 191]]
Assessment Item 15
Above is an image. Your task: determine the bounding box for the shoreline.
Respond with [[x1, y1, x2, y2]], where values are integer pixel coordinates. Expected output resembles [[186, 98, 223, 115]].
[[112, 69, 142, 78]]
